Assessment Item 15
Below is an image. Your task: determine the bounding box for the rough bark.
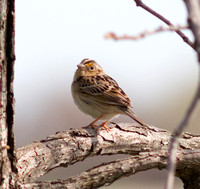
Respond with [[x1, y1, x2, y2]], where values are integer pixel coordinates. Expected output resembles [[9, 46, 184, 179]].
[[15, 124, 200, 188], [0, 0, 16, 188]]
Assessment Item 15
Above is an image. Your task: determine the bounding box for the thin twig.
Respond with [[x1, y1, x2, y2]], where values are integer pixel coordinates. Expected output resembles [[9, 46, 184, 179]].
[[165, 0, 200, 188], [105, 25, 188, 41], [106, 1, 200, 188], [133, 0, 195, 50], [184, 0, 200, 61], [164, 68, 200, 189]]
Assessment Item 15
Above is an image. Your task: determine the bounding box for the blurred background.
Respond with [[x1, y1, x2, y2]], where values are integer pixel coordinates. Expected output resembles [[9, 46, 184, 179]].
[[14, 0, 199, 188]]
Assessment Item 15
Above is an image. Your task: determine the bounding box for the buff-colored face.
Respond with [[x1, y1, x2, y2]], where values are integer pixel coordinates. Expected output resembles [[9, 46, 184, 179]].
[[74, 59, 104, 79]]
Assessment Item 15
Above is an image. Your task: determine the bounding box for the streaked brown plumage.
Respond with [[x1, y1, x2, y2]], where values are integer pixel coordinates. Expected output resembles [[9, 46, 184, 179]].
[[71, 58, 147, 130]]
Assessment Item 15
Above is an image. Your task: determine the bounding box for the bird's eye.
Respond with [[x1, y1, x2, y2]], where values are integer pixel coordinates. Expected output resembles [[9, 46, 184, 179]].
[[90, 66, 95, 71]]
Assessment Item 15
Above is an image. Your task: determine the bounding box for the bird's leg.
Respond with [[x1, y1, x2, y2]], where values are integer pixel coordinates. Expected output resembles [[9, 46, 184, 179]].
[[89, 115, 103, 128], [100, 120, 111, 131], [89, 116, 111, 131]]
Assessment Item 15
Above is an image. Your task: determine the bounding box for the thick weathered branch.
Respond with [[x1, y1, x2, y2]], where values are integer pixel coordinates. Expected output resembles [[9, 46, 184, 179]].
[[16, 123, 167, 182], [17, 151, 168, 189], [17, 149, 200, 189], [16, 123, 200, 188]]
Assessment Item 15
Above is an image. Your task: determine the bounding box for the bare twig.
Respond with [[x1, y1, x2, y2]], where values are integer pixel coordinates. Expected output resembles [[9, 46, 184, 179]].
[[105, 25, 188, 41], [165, 1, 200, 189], [184, 0, 200, 61], [133, 0, 195, 50], [165, 72, 200, 189]]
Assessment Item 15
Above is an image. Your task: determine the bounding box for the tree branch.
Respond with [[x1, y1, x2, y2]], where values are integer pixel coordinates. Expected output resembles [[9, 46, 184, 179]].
[[165, 75, 200, 189], [16, 124, 200, 188], [17, 123, 168, 183], [165, 1, 200, 188], [19, 149, 200, 189], [17, 149, 200, 188], [133, 0, 195, 50], [105, 25, 188, 41], [18, 151, 168, 189], [184, 0, 200, 61]]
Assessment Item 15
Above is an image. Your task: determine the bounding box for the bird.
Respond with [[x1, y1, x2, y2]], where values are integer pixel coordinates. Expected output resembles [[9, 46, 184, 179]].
[[71, 58, 148, 130]]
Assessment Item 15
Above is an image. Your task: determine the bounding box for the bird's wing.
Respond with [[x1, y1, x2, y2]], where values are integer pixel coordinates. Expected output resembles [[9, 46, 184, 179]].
[[76, 75, 132, 107]]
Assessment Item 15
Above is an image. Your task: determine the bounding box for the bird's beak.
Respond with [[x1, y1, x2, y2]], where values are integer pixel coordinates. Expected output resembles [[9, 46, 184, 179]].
[[77, 64, 85, 69]]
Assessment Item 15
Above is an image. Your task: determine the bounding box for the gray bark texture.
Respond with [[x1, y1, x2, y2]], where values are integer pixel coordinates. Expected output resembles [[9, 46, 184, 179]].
[[16, 124, 200, 189], [0, 0, 17, 188]]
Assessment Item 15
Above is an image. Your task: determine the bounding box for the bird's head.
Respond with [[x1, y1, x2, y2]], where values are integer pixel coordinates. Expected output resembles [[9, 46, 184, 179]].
[[74, 58, 104, 79]]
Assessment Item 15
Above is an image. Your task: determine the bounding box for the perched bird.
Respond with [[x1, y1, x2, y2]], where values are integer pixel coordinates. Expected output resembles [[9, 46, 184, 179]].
[[71, 58, 147, 130]]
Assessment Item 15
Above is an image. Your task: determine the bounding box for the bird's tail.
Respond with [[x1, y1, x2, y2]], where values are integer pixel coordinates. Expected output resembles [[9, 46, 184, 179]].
[[124, 108, 148, 127]]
